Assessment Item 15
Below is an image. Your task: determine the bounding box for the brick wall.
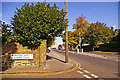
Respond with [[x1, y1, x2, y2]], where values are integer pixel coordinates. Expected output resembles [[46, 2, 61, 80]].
[[2, 40, 46, 68]]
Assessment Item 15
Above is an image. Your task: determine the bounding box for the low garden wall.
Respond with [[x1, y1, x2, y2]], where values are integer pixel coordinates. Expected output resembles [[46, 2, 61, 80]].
[[2, 40, 46, 68]]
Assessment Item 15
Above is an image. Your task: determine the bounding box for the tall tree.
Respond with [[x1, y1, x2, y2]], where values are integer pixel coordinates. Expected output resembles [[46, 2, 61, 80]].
[[84, 22, 114, 51], [11, 2, 66, 48], [1, 22, 13, 44], [72, 16, 89, 49], [62, 16, 89, 49]]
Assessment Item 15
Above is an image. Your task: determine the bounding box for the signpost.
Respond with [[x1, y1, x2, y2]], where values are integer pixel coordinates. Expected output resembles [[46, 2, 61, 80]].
[[10, 54, 33, 60]]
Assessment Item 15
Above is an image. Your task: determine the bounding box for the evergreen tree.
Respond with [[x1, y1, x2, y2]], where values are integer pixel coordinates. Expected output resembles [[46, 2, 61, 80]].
[[11, 2, 66, 48]]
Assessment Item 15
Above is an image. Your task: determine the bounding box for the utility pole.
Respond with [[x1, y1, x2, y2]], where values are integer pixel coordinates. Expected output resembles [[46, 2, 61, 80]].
[[65, 0, 68, 63]]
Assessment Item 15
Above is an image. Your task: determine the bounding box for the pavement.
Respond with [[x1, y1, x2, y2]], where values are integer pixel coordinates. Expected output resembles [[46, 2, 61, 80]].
[[67, 50, 119, 61], [1, 50, 80, 77]]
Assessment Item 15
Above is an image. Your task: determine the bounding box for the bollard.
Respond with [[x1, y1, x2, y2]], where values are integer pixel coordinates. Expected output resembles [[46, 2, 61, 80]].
[[82, 48, 83, 53], [77, 49, 79, 54]]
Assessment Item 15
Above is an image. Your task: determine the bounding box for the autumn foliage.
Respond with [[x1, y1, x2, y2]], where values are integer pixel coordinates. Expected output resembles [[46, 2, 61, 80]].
[[62, 15, 116, 51]]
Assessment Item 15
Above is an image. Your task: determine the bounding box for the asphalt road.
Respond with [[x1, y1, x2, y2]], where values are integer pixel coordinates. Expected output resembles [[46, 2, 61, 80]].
[[53, 49, 119, 78]]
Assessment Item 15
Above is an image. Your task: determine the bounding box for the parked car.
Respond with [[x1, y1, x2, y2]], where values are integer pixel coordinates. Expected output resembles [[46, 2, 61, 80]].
[[47, 47, 51, 53], [58, 47, 61, 50]]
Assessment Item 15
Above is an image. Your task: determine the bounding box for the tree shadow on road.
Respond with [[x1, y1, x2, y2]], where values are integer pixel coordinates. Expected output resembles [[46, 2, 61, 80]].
[[46, 55, 65, 63]]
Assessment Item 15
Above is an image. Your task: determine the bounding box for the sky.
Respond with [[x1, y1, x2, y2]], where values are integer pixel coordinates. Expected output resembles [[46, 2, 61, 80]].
[[1, 1, 119, 46], [1, 0, 120, 2]]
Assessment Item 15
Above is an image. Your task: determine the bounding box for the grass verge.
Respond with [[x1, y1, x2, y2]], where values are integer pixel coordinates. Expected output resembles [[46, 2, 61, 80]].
[[93, 51, 119, 55]]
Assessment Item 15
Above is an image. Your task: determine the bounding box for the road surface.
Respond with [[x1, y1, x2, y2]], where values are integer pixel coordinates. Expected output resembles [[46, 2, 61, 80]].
[[53, 49, 119, 78]]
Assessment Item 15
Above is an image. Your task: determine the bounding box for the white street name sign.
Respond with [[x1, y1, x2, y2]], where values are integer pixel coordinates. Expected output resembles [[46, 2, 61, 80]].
[[11, 54, 33, 60]]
